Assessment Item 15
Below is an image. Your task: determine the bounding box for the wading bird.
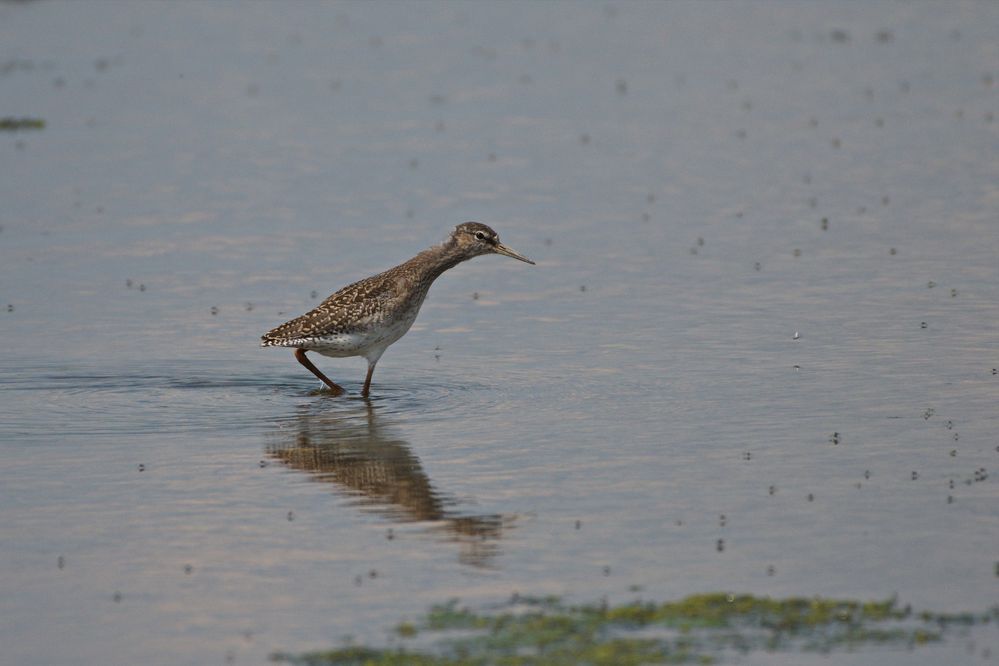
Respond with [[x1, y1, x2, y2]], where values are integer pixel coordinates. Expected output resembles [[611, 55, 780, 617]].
[[261, 222, 534, 397]]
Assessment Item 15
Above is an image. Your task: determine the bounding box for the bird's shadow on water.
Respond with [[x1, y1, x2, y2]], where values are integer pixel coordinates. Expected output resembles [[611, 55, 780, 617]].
[[265, 395, 512, 569]]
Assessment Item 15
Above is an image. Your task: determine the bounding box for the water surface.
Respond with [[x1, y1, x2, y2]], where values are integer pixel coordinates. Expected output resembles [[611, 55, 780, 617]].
[[1, 2, 997, 664]]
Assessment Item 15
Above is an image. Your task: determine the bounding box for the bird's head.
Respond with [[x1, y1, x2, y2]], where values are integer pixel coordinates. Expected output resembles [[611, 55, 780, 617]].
[[450, 222, 535, 264]]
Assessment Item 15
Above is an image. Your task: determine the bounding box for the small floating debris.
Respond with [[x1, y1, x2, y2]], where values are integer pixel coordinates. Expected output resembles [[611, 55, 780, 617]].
[[830, 28, 851, 43], [875, 29, 894, 44]]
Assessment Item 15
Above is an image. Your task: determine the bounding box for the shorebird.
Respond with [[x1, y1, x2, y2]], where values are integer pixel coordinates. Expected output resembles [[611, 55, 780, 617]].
[[261, 222, 534, 397]]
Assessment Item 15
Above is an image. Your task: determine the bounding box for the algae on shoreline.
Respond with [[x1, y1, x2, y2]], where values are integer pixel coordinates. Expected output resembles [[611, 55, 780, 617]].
[[271, 592, 997, 665]]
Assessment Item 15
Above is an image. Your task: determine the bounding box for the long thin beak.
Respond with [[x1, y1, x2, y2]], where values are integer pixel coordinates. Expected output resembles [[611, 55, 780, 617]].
[[493, 242, 535, 265]]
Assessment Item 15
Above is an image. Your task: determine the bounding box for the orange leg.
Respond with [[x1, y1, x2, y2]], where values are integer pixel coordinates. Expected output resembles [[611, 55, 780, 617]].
[[362, 361, 377, 398], [294, 348, 344, 395]]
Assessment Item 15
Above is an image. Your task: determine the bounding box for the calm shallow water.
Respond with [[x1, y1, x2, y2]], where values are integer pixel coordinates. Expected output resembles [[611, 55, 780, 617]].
[[2, 1, 998, 664]]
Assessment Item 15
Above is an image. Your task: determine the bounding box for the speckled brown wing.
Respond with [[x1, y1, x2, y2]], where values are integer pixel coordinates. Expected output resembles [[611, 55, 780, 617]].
[[260, 270, 404, 346]]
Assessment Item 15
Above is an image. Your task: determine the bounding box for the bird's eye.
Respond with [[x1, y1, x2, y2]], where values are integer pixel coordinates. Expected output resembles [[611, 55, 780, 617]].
[[474, 231, 487, 241]]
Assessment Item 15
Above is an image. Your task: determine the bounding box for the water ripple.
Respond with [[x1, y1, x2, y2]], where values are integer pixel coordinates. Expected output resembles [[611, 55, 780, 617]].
[[0, 361, 504, 438]]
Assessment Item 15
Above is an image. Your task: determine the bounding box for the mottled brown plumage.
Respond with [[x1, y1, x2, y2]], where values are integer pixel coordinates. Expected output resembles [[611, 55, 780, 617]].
[[262, 222, 534, 397]]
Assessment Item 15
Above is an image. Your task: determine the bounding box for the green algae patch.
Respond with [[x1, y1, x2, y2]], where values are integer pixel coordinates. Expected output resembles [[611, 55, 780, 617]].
[[0, 117, 45, 131], [270, 593, 997, 665]]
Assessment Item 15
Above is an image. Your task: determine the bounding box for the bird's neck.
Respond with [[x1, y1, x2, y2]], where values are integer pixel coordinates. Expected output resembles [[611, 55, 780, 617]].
[[406, 239, 470, 284]]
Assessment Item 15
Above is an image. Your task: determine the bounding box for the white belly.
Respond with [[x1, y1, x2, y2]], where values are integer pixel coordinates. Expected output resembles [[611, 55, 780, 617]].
[[306, 308, 419, 361]]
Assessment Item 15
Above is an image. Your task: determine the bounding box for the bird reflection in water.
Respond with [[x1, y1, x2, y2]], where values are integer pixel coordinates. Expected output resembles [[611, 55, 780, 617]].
[[266, 401, 510, 568]]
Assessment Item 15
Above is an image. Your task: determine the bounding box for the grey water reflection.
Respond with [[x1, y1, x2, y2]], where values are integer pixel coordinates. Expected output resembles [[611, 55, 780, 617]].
[[266, 401, 509, 568]]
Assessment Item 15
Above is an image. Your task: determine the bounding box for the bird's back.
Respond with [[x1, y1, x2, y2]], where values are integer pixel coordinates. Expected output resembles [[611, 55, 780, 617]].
[[260, 262, 430, 351]]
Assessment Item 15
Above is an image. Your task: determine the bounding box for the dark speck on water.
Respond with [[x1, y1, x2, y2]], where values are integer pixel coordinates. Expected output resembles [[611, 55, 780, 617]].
[[830, 28, 851, 43]]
